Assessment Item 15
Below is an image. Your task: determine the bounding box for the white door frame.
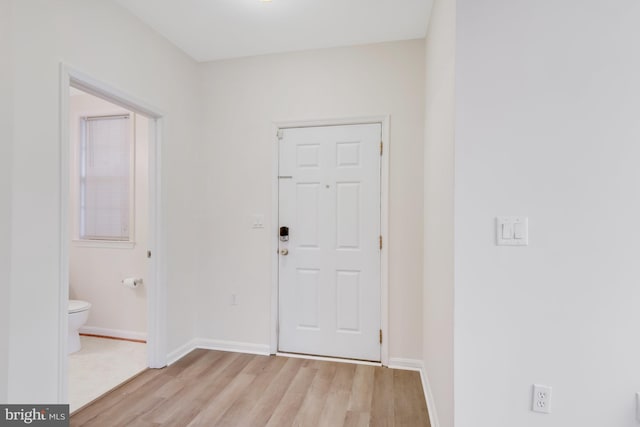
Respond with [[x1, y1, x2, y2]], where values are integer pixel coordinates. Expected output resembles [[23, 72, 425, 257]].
[[58, 64, 167, 403], [270, 116, 390, 366]]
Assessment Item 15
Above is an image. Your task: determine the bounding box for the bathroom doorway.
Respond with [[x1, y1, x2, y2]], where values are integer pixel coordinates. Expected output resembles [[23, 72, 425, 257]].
[[59, 65, 167, 412], [66, 87, 149, 412]]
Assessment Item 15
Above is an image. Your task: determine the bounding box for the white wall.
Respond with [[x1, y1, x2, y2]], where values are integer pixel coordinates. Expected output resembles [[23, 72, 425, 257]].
[[7, 0, 202, 403], [198, 40, 426, 360], [69, 93, 148, 338], [455, 0, 640, 426], [423, 0, 455, 426], [0, 0, 13, 404]]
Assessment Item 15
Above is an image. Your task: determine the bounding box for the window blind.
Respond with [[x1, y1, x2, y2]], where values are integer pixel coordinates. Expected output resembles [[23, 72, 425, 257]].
[[79, 115, 131, 241]]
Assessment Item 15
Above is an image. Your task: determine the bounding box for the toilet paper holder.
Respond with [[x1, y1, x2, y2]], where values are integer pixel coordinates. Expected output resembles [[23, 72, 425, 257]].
[[122, 278, 143, 288]]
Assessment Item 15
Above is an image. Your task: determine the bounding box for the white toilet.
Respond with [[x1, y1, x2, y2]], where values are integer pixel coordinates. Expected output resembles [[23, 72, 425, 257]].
[[68, 300, 91, 354]]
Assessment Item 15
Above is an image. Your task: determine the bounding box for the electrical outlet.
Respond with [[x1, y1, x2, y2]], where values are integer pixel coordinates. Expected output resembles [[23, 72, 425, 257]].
[[532, 384, 552, 414], [251, 214, 265, 229]]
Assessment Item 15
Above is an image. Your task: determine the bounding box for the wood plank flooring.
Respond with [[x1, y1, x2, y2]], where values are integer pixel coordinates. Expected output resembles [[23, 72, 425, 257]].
[[70, 349, 430, 427]]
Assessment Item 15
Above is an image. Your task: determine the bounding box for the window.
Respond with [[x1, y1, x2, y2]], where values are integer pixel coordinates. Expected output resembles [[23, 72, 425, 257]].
[[79, 114, 133, 241]]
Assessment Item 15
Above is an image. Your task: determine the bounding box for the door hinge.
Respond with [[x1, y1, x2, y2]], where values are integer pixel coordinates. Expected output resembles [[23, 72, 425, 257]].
[[277, 129, 284, 140], [379, 329, 383, 344], [380, 141, 383, 156], [147, 250, 151, 259], [379, 235, 383, 250]]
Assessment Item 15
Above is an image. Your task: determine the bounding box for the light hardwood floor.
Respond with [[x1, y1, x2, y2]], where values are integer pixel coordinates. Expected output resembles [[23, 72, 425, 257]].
[[71, 349, 430, 427]]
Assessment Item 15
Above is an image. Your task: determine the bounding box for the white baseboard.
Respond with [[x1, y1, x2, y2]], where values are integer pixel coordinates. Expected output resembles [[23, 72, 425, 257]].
[[166, 337, 271, 366], [388, 357, 424, 371], [195, 338, 270, 356], [419, 368, 440, 427], [387, 358, 439, 427], [79, 326, 146, 341], [167, 338, 198, 365], [172, 340, 383, 365]]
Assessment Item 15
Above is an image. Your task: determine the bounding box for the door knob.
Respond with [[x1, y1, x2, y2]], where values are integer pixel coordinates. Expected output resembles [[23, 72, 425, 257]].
[[280, 249, 289, 256]]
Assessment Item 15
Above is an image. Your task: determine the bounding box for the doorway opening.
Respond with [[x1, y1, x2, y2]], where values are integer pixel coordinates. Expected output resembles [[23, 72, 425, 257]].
[[66, 87, 149, 412], [272, 119, 390, 364], [58, 65, 167, 409]]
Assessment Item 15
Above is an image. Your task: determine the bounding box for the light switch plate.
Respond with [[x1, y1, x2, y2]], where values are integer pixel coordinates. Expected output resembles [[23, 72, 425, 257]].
[[496, 216, 528, 246]]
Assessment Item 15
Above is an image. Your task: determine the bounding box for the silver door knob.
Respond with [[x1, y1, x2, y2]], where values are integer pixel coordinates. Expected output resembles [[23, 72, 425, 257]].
[[280, 249, 289, 256]]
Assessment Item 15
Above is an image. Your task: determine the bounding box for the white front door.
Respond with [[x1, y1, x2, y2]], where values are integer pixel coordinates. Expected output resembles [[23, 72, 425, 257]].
[[278, 123, 382, 361]]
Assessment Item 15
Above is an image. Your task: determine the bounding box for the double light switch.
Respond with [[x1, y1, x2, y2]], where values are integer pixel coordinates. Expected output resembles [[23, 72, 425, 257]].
[[496, 216, 528, 246]]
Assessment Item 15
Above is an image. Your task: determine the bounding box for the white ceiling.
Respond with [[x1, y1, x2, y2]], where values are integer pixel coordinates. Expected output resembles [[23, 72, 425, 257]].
[[114, 0, 433, 62]]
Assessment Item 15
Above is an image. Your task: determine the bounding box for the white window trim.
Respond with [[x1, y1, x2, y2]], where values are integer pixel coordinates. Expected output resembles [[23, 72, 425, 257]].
[[71, 239, 136, 249]]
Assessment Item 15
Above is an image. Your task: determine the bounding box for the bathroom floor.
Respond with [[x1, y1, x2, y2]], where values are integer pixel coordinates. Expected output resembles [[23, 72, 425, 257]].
[[68, 336, 147, 413]]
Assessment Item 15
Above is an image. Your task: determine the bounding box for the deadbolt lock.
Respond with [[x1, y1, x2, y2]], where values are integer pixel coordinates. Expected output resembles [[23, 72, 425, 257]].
[[279, 226, 289, 242]]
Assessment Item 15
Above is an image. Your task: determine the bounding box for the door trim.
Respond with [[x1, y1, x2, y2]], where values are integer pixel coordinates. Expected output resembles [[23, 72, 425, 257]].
[[270, 116, 390, 366], [58, 64, 168, 403]]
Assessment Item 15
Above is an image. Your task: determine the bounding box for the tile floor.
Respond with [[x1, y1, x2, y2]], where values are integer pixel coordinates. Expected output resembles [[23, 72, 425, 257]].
[[68, 336, 147, 413]]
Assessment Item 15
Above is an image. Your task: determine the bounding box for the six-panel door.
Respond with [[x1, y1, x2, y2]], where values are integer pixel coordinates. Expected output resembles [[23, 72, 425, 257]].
[[278, 123, 381, 361]]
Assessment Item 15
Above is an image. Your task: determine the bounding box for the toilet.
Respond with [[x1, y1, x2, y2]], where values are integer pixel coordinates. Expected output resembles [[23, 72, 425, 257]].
[[68, 300, 91, 354]]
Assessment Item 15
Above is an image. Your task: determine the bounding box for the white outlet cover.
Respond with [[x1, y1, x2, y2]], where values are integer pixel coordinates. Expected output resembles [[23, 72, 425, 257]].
[[532, 384, 552, 414], [251, 214, 265, 229]]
